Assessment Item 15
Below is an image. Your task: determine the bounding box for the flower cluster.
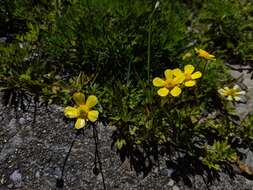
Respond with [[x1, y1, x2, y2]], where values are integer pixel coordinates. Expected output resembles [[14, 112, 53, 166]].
[[153, 64, 202, 97], [64, 92, 99, 129]]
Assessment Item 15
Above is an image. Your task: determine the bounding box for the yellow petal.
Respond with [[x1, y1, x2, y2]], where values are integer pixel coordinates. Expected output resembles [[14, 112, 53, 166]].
[[227, 96, 233, 101], [75, 118, 86, 129], [195, 48, 215, 60], [194, 48, 199, 53], [157, 87, 169, 97], [170, 86, 182, 97], [191, 71, 202, 79], [86, 95, 98, 108], [235, 91, 246, 95], [64, 106, 79, 118], [218, 89, 226, 96], [184, 65, 195, 75], [185, 80, 196, 87], [164, 69, 173, 80], [88, 110, 99, 122], [153, 77, 165, 87], [172, 68, 184, 77], [73, 92, 86, 105], [174, 74, 185, 84]]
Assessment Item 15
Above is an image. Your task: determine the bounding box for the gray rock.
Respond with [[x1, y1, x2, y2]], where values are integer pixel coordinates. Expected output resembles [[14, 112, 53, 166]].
[[18, 118, 26, 125], [168, 179, 174, 186], [244, 150, 253, 168], [8, 118, 17, 132], [10, 170, 22, 187], [230, 67, 253, 117], [0, 37, 7, 43], [160, 168, 174, 177], [172, 185, 180, 190], [35, 171, 40, 178]]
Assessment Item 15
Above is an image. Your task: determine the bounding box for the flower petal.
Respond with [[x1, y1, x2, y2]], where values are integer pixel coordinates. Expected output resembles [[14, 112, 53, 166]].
[[153, 77, 165, 87], [191, 71, 202, 79], [164, 69, 173, 80], [157, 87, 169, 97], [195, 48, 215, 60], [184, 65, 195, 75], [174, 74, 185, 84], [86, 95, 98, 108], [88, 110, 99, 122], [194, 48, 199, 53], [218, 89, 226, 96], [172, 68, 184, 76], [75, 118, 86, 129], [234, 96, 242, 101], [227, 96, 233, 101], [73, 92, 86, 105], [170, 86, 182, 97], [235, 91, 246, 95], [64, 106, 79, 118], [185, 80, 196, 87]]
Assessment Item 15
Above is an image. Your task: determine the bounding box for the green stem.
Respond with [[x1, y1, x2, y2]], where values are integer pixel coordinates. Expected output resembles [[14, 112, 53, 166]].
[[147, 6, 156, 82], [199, 61, 209, 85], [147, 19, 152, 82], [202, 61, 209, 79]]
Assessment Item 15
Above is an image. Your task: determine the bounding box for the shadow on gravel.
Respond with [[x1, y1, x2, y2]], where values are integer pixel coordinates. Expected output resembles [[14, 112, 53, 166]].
[[112, 136, 237, 189]]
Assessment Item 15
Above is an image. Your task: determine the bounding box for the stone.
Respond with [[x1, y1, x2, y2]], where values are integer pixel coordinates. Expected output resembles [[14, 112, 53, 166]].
[[19, 118, 26, 125], [10, 170, 22, 187], [160, 168, 174, 177], [8, 119, 17, 132], [172, 185, 180, 190], [35, 171, 40, 178], [168, 179, 174, 186]]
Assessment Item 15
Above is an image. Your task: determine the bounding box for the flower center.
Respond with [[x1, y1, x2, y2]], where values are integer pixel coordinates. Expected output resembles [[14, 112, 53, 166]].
[[78, 105, 89, 118], [225, 89, 236, 97], [184, 73, 192, 81], [165, 80, 175, 89]]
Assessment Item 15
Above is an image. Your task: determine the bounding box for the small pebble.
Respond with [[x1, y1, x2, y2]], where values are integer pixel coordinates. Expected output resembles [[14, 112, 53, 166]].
[[160, 168, 174, 177], [10, 170, 22, 187], [19, 118, 26, 125], [168, 179, 174, 186], [172, 185, 180, 190], [35, 171, 40, 178]]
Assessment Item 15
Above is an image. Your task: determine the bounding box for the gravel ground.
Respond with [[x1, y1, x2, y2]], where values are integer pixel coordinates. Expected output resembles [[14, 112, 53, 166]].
[[0, 101, 253, 190]]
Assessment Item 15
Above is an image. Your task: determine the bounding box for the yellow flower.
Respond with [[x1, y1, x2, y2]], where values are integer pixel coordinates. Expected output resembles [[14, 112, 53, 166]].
[[218, 85, 246, 101], [194, 48, 215, 60], [153, 68, 185, 97], [64, 92, 99, 129], [183, 64, 202, 87]]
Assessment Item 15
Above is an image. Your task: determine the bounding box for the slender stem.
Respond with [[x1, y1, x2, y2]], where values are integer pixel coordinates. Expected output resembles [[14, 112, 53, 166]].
[[60, 130, 79, 181], [93, 125, 106, 190], [201, 60, 210, 79], [198, 61, 209, 85], [147, 5, 156, 82], [147, 19, 152, 82], [32, 96, 37, 125]]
